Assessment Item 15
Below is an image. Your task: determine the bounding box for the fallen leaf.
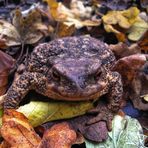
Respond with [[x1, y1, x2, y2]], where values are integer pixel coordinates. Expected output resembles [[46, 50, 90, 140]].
[[44, 0, 101, 29], [138, 31, 148, 51], [113, 54, 148, 110], [0, 6, 48, 47], [1, 109, 41, 148], [0, 20, 21, 47], [38, 122, 77, 148], [56, 22, 75, 38], [109, 43, 141, 59], [40, 113, 108, 143], [69, 115, 108, 143], [17, 99, 93, 127], [103, 7, 140, 29], [85, 115, 146, 148], [128, 17, 148, 41], [102, 7, 140, 41], [0, 50, 15, 95]]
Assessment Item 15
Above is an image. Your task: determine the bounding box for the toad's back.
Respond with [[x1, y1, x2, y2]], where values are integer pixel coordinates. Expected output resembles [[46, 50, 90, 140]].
[[28, 36, 116, 73]]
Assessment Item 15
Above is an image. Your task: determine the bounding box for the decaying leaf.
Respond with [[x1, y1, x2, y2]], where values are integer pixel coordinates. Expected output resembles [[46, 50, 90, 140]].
[[44, 0, 101, 29], [1, 109, 41, 148], [38, 122, 77, 148], [17, 100, 93, 127], [0, 6, 48, 47], [0, 50, 15, 95], [85, 115, 146, 148]]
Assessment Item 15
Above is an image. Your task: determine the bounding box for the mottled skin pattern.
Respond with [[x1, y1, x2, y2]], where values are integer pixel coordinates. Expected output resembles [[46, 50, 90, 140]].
[[4, 36, 123, 130]]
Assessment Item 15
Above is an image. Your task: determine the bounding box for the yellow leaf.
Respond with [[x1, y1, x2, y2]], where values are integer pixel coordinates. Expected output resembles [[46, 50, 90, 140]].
[[102, 7, 140, 35], [121, 7, 140, 24], [104, 24, 120, 34], [44, 0, 100, 28], [17, 100, 93, 127], [128, 17, 148, 41], [57, 23, 75, 38]]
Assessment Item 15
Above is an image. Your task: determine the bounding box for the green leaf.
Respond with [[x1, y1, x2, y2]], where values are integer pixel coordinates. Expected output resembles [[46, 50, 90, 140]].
[[85, 115, 146, 148], [17, 100, 93, 127]]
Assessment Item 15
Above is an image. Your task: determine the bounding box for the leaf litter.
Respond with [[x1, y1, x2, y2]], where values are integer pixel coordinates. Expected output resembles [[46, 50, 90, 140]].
[[0, 0, 147, 147]]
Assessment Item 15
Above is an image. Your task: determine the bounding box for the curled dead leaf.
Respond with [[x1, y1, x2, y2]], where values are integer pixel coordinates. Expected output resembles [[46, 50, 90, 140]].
[[1, 109, 41, 148], [38, 122, 77, 148]]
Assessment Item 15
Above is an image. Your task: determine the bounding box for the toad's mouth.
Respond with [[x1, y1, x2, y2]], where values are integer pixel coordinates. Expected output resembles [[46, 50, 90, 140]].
[[45, 82, 107, 101]]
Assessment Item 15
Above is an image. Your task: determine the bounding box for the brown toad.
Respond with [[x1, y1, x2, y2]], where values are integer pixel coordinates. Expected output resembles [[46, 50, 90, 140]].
[[4, 36, 123, 129]]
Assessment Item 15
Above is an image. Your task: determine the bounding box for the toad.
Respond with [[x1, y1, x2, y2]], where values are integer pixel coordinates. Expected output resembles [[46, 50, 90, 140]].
[[4, 36, 123, 130]]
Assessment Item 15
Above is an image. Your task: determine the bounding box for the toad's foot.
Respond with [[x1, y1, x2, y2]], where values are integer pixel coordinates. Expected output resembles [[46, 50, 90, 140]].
[[86, 104, 115, 131]]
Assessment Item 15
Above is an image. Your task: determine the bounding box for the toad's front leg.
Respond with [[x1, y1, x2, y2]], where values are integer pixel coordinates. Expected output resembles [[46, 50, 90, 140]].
[[87, 72, 123, 130], [4, 72, 46, 109]]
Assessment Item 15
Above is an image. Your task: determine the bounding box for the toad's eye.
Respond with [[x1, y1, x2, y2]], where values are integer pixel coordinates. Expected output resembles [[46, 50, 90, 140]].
[[52, 70, 61, 81], [94, 70, 102, 80]]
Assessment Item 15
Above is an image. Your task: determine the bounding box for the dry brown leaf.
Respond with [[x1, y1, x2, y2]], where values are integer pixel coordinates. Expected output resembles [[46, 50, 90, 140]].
[[138, 31, 148, 51], [109, 43, 141, 59], [0, 50, 15, 95], [113, 54, 148, 110], [0, 20, 20, 47], [113, 54, 146, 84], [1, 109, 41, 148], [0, 7, 48, 47], [38, 122, 77, 148]]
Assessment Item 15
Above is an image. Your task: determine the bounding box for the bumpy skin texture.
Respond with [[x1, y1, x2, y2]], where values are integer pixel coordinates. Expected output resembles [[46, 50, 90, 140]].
[[4, 36, 123, 128]]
